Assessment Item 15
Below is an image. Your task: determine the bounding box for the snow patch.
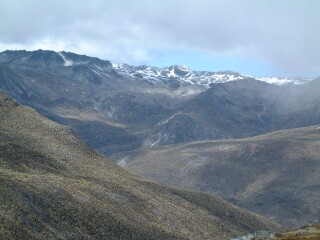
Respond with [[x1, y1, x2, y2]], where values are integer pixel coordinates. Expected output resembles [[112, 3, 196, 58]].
[[117, 157, 128, 167], [91, 69, 101, 77], [143, 132, 169, 148], [157, 114, 179, 126], [112, 63, 119, 69], [168, 68, 177, 78], [150, 138, 162, 147], [93, 64, 103, 71], [58, 52, 73, 66]]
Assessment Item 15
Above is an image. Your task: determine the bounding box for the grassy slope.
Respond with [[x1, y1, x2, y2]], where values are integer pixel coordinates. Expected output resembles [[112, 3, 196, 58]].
[[0, 93, 279, 239], [113, 126, 320, 227]]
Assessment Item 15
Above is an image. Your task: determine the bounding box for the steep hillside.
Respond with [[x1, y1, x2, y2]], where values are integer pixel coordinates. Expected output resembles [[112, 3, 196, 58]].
[[0, 50, 204, 154], [0, 92, 279, 239], [112, 126, 320, 227]]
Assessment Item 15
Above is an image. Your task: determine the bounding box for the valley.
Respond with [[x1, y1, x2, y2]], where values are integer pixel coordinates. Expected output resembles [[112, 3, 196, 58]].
[[0, 92, 279, 239]]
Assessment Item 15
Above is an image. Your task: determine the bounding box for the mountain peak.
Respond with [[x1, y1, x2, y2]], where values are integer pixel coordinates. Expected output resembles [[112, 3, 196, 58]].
[[0, 50, 113, 70], [169, 65, 193, 72]]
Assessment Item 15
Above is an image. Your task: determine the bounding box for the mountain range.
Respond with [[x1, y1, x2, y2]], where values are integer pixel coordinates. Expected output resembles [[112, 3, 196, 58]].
[[1, 49, 320, 231], [0, 50, 319, 156], [113, 63, 310, 87]]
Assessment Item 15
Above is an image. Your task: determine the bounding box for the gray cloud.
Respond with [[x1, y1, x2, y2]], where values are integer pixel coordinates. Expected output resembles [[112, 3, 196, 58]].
[[0, 0, 319, 76]]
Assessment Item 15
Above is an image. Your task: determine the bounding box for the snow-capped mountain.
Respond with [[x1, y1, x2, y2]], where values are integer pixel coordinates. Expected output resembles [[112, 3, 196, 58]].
[[113, 63, 311, 87]]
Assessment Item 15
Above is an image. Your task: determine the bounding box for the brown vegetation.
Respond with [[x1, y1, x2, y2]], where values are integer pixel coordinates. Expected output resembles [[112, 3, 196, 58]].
[[271, 225, 320, 240]]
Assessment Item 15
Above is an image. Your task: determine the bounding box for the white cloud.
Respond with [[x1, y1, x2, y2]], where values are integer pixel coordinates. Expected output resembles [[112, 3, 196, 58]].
[[0, 0, 319, 76]]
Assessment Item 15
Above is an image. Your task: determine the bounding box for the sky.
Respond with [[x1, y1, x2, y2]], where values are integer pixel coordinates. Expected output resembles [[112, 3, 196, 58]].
[[0, 0, 319, 77]]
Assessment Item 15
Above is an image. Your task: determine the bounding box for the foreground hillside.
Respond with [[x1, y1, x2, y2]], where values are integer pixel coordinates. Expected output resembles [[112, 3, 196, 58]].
[[0, 92, 279, 239], [112, 126, 320, 227]]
